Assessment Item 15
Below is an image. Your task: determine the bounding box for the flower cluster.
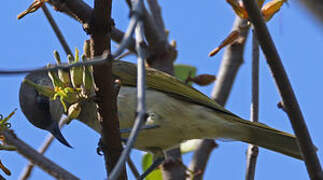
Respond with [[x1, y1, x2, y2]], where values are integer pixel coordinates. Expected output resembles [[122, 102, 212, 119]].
[[23, 48, 94, 123]]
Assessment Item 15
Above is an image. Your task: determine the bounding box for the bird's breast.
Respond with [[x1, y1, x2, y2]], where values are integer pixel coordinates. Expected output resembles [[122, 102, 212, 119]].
[[117, 86, 230, 152]]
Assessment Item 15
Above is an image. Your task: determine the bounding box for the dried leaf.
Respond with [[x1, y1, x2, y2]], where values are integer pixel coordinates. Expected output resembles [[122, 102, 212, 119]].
[[188, 74, 216, 86], [261, 0, 287, 21], [226, 0, 248, 19], [209, 30, 240, 57], [17, 0, 47, 20]]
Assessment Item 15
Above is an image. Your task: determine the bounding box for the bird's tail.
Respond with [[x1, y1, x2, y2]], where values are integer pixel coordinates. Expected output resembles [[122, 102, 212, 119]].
[[222, 116, 304, 160]]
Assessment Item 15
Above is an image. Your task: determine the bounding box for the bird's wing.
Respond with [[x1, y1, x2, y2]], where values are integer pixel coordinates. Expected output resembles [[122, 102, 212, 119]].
[[112, 61, 296, 136], [112, 60, 236, 117]]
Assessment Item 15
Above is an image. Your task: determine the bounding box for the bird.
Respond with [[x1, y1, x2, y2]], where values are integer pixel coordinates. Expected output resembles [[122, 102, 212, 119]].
[[19, 60, 304, 160]]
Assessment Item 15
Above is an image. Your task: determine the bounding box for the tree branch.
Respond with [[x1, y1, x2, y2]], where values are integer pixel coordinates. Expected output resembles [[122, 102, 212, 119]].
[[108, 1, 148, 178], [146, 0, 167, 38], [136, 1, 184, 179], [47, 0, 136, 52], [19, 118, 68, 180], [41, 4, 72, 56], [242, 0, 323, 179], [1, 129, 79, 180], [139, 2, 176, 74], [89, 0, 126, 178], [245, 30, 260, 180], [188, 17, 249, 180]]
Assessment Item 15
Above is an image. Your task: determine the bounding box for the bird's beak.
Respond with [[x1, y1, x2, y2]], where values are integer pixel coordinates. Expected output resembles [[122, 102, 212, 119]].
[[49, 122, 72, 148]]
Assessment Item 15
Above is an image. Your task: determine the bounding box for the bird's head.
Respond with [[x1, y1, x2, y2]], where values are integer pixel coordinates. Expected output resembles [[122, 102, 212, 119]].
[[19, 71, 72, 148]]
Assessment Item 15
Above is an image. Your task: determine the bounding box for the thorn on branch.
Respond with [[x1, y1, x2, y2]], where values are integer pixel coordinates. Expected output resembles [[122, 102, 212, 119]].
[[96, 138, 105, 156], [248, 145, 259, 158], [277, 101, 287, 112], [209, 30, 241, 57], [113, 79, 122, 98]]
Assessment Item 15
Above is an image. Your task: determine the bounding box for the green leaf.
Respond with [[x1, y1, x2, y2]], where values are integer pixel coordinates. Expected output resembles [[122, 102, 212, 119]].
[[174, 64, 197, 86], [141, 153, 162, 180]]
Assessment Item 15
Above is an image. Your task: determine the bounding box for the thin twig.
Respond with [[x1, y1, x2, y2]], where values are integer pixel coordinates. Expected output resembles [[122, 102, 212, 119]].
[[188, 17, 249, 180], [242, 0, 323, 179], [137, 1, 182, 178], [211, 17, 250, 104], [0, 54, 110, 75], [127, 157, 140, 179], [115, 51, 133, 61], [108, 1, 147, 179], [245, 29, 260, 180], [111, 27, 136, 53], [48, 0, 137, 52], [1, 129, 79, 180], [19, 118, 69, 180], [0, 10, 141, 75], [41, 4, 72, 56]]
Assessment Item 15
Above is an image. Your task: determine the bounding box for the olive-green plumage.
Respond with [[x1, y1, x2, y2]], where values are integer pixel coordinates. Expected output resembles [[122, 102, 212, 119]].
[[20, 60, 305, 160], [112, 60, 303, 159]]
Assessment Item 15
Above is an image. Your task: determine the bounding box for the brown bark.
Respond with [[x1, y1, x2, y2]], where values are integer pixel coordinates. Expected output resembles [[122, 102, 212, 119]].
[[90, 0, 126, 179]]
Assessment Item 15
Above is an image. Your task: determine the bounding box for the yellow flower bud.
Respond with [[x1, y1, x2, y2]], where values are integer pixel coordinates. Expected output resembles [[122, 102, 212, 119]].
[[48, 68, 65, 88], [69, 49, 83, 88], [54, 51, 71, 87], [82, 55, 94, 95], [66, 103, 82, 124]]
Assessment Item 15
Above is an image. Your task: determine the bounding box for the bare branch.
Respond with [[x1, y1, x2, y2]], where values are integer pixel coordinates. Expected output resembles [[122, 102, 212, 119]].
[[188, 17, 249, 180], [242, 0, 323, 179], [127, 157, 140, 179], [41, 4, 72, 56], [142, 6, 166, 46], [48, 0, 91, 26], [47, 0, 136, 52], [19, 117, 69, 180], [1, 129, 79, 180], [245, 30, 260, 180], [140, 2, 176, 74], [299, 0, 323, 24], [187, 139, 217, 180], [162, 148, 186, 180], [0, 12, 141, 75], [108, 1, 147, 179], [89, 0, 127, 178], [211, 18, 249, 104], [111, 27, 136, 53], [146, 0, 167, 40]]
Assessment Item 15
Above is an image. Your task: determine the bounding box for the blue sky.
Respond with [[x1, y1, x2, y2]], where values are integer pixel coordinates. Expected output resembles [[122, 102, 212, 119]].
[[1, 0, 323, 179]]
